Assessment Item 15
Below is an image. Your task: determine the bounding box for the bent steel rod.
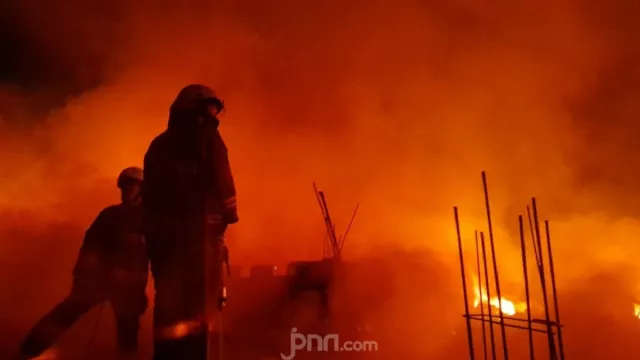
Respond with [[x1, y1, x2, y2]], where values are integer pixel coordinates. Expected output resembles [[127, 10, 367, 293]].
[[454, 207, 476, 360], [482, 172, 509, 360], [532, 199, 557, 360], [480, 232, 497, 360], [519, 215, 535, 360], [545, 220, 565, 360], [475, 230, 488, 360]]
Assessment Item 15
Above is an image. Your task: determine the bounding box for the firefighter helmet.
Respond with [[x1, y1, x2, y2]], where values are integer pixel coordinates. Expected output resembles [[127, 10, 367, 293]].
[[117, 167, 143, 188], [170, 84, 224, 115]]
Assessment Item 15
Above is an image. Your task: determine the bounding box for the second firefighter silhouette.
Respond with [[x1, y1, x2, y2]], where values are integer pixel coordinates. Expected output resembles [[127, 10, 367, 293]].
[[142, 84, 238, 360], [17, 167, 148, 360]]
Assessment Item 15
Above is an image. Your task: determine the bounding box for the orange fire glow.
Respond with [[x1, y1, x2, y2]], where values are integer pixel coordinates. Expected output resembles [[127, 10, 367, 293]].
[[3, 1, 640, 359], [472, 276, 526, 316]]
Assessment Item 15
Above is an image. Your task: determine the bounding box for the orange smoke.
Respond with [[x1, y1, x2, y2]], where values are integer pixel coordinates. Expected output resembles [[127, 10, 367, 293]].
[[2, 0, 640, 272], [2, 0, 640, 359]]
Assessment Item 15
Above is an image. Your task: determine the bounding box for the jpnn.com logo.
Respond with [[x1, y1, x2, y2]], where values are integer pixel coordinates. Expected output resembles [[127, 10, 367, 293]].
[[280, 328, 379, 360]]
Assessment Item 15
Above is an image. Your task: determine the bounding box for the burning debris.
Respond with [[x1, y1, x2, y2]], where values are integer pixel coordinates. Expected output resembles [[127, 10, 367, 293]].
[[472, 276, 526, 317], [454, 171, 566, 360]]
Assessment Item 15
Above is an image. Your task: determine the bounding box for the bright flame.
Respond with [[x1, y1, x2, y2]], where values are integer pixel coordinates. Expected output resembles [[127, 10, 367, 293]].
[[633, 303, 640, 319], [472, 276, 526, 316]]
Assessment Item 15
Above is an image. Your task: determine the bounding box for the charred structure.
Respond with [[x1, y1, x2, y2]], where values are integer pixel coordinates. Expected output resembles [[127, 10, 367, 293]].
[[285, 184, 358, 318], [220, 185, 361, 358]]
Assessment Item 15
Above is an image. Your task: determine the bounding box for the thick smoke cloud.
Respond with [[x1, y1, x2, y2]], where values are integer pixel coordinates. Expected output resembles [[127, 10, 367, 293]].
[[2, 0, 640, 358]]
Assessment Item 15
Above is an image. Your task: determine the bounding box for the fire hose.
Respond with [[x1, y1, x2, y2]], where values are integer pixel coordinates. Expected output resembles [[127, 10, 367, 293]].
[[82, 303, 106, 360], [79, 248, 230, 360]]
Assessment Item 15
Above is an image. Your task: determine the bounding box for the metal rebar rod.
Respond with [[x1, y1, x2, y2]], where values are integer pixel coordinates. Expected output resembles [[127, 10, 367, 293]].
[[319, 192, 340, 259], [313, 183, 330, 258], [339, 204, 359, 251], [488, 227, 510, 360], [467, 315, 556, 335], [531, 198, 557, 360], [475, 231, 488, 360], [480, 232, 497, 360], [531, 318, 562, 326], [455, 207, 476, 360], [481, 172, 509, 360], [544, 220, 565, 360], [526, 206, 541, 266], [519, 215, 535, 360], [467, 314, 562, 327]]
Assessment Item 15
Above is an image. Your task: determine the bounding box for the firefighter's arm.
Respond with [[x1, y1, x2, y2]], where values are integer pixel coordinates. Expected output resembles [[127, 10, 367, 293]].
[[142, 136, 163, 220], [72, 210, 107, 277], [211, 130, 239, 224]]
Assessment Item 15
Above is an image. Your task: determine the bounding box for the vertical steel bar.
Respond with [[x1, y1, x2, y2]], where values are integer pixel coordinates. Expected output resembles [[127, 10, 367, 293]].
[[481, 232, 497, 360], [488, 227, 510, 360], [454, 207, 476, 360], [531, 199, 557, 360], [475, 231, 488, 360], [481, 172, 509, 360], [545, 220, 565, 360], [526, 206, 540, 266], [519, 215, 535, 360]]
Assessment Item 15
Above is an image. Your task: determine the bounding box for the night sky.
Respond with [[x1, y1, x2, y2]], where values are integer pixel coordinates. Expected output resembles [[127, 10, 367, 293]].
[[0, 0, 129, 111]]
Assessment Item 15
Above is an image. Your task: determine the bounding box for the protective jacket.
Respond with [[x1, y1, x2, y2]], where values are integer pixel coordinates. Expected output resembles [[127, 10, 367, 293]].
[[142, 84, 237, 360], [143, 129, 237, 226], [73, 203, 148, 282], [19, 203, 148, 359]]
